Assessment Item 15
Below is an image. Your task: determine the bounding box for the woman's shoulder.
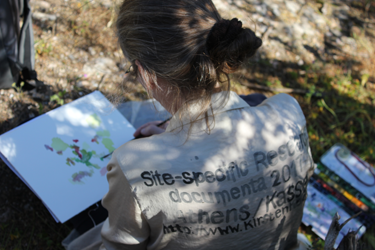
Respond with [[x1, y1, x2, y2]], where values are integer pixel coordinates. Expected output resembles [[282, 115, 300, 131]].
[[257, 93, 306, 121], [111, 134, 167, 171]]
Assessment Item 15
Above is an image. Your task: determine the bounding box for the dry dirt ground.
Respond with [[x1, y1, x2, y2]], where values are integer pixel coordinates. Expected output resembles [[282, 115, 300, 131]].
[[1, 0, 375, 249]]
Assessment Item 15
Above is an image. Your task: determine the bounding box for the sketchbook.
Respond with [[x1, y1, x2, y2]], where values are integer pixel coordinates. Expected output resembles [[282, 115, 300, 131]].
[[0, 91, 135, 223]]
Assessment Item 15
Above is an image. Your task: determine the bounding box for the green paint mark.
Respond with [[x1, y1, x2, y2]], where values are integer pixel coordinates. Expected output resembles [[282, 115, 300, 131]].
[[66, 158, 75, 166], [91, 164, 101, 169], [82, 142, 91, 151], [102, 138, 115, 153], [96, 130, 110, 137], [51, 138, 69, 152], [86, 114, 101, 128], [80, 149, 92, 163]]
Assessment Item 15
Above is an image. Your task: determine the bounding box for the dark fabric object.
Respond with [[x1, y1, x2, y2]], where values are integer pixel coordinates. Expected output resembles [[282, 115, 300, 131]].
[[0, 0, 19, 88], [18, 0, 34, 70], [0, 0, 39, 89], [67, 202, 108, 236], [240, 93, 267, 107]]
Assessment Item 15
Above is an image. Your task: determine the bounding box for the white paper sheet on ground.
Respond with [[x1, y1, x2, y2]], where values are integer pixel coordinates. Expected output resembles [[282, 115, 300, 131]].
[[321, 143, 375, 204], [0, 91, 135, 223], [302, 185, 366, 248]]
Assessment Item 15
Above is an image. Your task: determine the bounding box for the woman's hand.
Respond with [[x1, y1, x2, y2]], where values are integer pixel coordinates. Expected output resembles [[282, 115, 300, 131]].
[[133, 120, 169, 138]]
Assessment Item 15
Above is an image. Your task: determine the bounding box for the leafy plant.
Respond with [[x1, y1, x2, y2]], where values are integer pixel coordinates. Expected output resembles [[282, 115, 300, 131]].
[[34, 39, 52, 56], [49, 91, 66, 106], [11, 81, 24, 93]]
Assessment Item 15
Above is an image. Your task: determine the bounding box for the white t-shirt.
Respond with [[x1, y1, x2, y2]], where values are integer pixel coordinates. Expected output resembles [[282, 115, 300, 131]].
[[95, 92, 314, 250]]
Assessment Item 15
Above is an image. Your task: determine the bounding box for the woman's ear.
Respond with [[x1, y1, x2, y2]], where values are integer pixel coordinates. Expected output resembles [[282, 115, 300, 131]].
[[135, 60, 155, 91]]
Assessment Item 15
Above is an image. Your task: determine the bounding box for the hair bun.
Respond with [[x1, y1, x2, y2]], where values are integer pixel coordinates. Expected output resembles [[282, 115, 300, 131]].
[[253, 36, 262, 50], [206, 18, 262, 73], [206, 18, 243, 52]]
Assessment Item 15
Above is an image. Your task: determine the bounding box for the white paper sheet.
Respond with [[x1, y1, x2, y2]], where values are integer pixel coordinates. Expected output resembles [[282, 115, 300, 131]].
[[302, 185, 366, 248], [0, 91, 135, 223]]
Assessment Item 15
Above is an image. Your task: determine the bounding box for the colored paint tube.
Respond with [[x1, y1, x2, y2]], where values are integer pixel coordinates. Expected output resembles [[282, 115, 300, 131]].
[[316, 163, 375, 211], [309, 176, 375, 227]]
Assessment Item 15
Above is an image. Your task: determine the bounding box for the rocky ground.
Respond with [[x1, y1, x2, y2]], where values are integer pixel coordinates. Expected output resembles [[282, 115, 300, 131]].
[[1, 0, 375, 249]]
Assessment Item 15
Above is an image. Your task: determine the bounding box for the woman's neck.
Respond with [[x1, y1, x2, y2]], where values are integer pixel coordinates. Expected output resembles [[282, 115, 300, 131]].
[[152, 80, 222, 115]]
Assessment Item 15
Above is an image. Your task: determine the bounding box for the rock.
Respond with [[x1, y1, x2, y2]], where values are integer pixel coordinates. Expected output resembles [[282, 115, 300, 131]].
[[76, 81, 84, 88], [334, 5, 350, 20], [341, 37, 357, 55], [270, 4, 281, 17], [285, 1, 301, 15], [322, 3, 333, 16], [335, 37, 344, 47], [83, 57, 118, 78], [351, 26, 361, 37], [283, 21, 316, 39], [300, 21, 316, 37], [255, 3, 268, 16], [76, 81, 98, 88], [96, 0, 112, 8], [88, 47, 96, 56], [257, 23, 268, 35], [292, 41, 316, 64], [341, 37, 356, 47], [32, 12, 57, 21], [330, 29, 342, 37], [262, 40, 290, 62], [292, 24, 305, 36], [323, 3, 350, 20], [29, 88, 46, 101], [302, 6, 327, 31], [31, 0, 51, 9]]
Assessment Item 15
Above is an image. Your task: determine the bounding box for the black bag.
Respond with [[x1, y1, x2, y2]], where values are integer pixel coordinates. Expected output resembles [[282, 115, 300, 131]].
[[0, 0, 42, 90]]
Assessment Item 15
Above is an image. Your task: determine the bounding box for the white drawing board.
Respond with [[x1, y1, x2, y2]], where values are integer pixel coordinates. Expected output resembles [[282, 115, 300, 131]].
[[0, 91, 135, 223]]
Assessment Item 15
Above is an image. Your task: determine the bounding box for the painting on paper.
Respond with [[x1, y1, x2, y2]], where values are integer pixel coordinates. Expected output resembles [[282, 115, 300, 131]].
[[0, 91, 135, 223], [44, 113, 118, 184]]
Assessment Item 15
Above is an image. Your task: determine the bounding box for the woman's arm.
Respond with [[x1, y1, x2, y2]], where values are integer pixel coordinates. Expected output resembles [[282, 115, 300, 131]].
[[100, 153, 149, 250], [133, 120, 169, 138]]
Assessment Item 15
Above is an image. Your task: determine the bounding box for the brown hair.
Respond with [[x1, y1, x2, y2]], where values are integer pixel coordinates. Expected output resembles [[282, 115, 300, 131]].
[[116, 0, 262, 134]]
